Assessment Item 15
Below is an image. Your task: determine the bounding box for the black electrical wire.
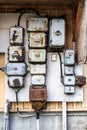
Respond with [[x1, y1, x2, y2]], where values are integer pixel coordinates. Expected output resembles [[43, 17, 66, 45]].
[[17, 7, 41, 26], [15, 89, 36, 118], [58, 52, 64, 84]]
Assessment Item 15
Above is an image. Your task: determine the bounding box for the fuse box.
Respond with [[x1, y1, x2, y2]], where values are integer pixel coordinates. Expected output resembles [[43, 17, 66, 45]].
[[29, 64, 46, 74], [27, 18, 48, 32], [49, 19, 65, 48], [8, 76, 24, 88], [6, 63, 27, 76], [29, 87, 46, 101], [64, 49, 75, 65], [8, 46, 25, 62], [9, 26, 24, 45], [29, 33, 46, 48], [28, 49, 46, 63], [31, 75, 45, 85], [64, 86, 75, 94], [63, 75, 75, 85], [64, 66, 74, 75]]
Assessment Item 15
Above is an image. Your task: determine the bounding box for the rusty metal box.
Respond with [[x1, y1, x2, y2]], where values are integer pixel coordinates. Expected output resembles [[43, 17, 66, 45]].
[[28, 49, 46, 63], [26, 18, 48, 32], [63, 75, 75, 85], [29, 64, 46, 74], [31, 75, 45, 85], [64, 86, 75, 94], [9, 26, 24, 45], [28, 32, 46, 48], [8, 46, 25, 62], [49, 19, 65, 48], [8, 76, 24, 88], [29, 87, 46, 101], [6, 63, 27, 76], [75, 75, 86, 87]]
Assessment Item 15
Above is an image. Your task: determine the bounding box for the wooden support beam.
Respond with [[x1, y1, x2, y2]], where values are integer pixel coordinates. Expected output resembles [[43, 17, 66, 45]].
[[74, 0, 84, 40]]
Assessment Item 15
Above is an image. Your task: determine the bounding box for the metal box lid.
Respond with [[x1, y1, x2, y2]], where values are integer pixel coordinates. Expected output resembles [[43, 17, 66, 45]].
[[29, 32, 46, 48], [29, 87, 47, 101], [28, 49, 46, 63], [31, 75, 45, 85], [49, 19, 65, 48], [29, 64, 46, 74], [27, 17, 48, 32], [63, 75, 75, 86], [8, 46, 25, 62], [9, 26, 24, 45], [64, 49, 75, 65], [6, 63, 27, 76], [8, 76, 24, 88], [64, 86, 75, 94]]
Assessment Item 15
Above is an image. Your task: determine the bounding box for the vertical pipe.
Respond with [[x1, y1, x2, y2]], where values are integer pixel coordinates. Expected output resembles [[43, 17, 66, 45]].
[[62, 101, 67, 130], [36, 112, 40, 130], [36, 119, 40, 130], [4, 100, 10, 130]]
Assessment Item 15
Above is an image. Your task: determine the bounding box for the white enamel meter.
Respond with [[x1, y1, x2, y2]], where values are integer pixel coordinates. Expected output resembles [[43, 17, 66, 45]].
[[6, 63, 27, 76], [27, 18, 48, 32], [49, 19, 65, 48], [8, 76, 24, 88], [8, 46, 25, 62], [9, 26, 24, 45], [28, 49, 46, 63], [29, 33, 46, 48]]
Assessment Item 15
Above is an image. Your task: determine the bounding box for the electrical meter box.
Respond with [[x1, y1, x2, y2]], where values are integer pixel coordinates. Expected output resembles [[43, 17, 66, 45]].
[[8, 46, 25, 62], [28, 49, 46, 63], [31, 75, 45, 85], [63, 75, 75, 85], [29, 87, 46, 101], [8, 76, 24, 88], [64, 66, 74, 75], [6, 63, 27, 76], [49, 19, 65, 48], [29, 64, 46, 74], [26, 18, 48, 32], [29, 33, 46, 48], [64, 86, 75, 94], [9, 26, 24, 45], [64, 49, 75, 65]]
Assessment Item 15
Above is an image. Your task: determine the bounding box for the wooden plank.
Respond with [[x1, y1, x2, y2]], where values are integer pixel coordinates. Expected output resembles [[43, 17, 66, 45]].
[[74, 0, 84, 40], [0, 53, 5, 112]]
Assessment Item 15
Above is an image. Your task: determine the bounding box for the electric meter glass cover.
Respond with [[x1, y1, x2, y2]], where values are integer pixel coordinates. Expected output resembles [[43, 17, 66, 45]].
[[27, 18, 48, 32], [28, 49, 46, 63], [29, 33, 46, 48], [8, 46, 25, 62], [8, 76, 24, 88], [6, 63, 27, 76], [9, 26, 24, 45], [49, 19, 65, 48]]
